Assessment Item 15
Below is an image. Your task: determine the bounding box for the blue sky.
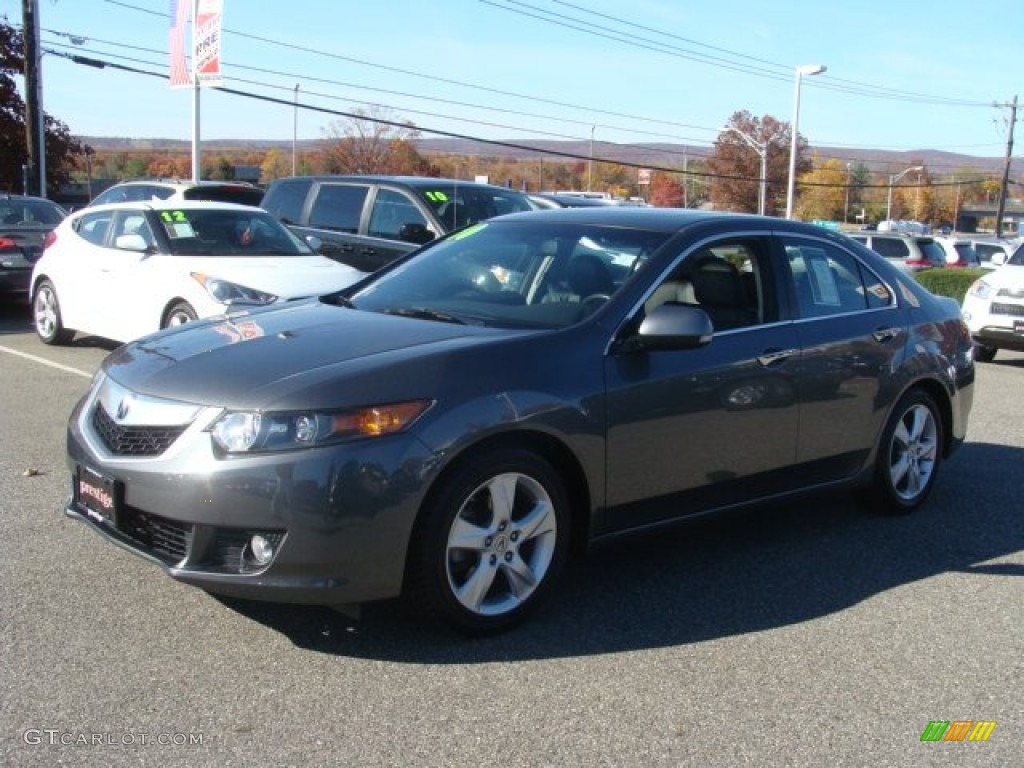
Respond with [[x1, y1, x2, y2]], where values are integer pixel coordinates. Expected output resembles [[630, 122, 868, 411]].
[[3, 0, 1021, 164]]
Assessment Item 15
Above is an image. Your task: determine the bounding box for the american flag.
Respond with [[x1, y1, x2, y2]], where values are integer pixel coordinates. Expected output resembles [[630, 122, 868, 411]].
[[169, 0, 191, 87]]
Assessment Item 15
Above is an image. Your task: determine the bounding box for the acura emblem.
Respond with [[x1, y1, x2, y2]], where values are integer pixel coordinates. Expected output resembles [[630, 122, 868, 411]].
[[115, 395, 134, 422]]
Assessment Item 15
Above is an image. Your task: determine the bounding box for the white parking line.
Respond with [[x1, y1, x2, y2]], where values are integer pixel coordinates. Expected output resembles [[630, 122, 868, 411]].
[[0, 344, 93, 379]]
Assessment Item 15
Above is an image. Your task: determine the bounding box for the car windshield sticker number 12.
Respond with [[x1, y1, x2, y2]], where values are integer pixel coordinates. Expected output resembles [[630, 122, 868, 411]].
[[160, 210, 196, 238]]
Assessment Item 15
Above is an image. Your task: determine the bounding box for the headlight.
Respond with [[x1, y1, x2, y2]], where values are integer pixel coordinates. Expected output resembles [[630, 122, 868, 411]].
[[191, 272, 277, 306], [967, 279, 994, 300], [210, 401, 433, 453]]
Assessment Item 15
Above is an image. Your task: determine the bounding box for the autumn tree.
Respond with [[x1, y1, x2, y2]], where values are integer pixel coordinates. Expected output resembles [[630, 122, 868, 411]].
[[648, 173, 684, 207], [793, 157, 848, 221], [0, 15, 87, 193], [706, 110, 809, 216], [320, 107, 431, 175]]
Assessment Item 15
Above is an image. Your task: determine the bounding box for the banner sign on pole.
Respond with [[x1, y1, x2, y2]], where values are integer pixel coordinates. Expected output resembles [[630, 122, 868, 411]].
[[194, 0, 223, 86]]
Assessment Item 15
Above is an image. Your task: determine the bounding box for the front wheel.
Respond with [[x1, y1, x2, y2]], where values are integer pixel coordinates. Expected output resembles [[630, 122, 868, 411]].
[[867, 389, 943, 514], [33, 279, 74, 345], [163, 301, 197, 329], [406, 448, 570, 635]]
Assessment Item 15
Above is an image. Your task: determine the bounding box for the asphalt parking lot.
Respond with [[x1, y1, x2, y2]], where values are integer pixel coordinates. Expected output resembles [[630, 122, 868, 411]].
[[1, 298, 1021, 768]]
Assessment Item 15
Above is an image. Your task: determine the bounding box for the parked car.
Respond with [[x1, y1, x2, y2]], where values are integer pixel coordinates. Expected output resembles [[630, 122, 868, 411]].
[[528, 192, 618, 208], [961, 242, 1024, 362], [89, 179, 265, 208], [934, 237, 979, 267], [30, 201, 365, 345], [971, 238, 1020, 269], [0, 194, 67, 300], [260, 175, 536, 272], [62, 208, 974, 634], [847, 232, 947, 273]]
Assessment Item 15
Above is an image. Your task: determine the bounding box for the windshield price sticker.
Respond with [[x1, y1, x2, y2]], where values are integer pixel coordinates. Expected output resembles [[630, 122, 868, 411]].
[[159, 210, 195, 238]]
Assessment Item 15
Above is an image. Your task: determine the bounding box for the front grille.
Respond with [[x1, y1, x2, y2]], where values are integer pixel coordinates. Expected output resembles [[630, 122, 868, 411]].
[[990, 302, 1024, 318], [91, 402, 188, 456], [119, 506, 191, 564]]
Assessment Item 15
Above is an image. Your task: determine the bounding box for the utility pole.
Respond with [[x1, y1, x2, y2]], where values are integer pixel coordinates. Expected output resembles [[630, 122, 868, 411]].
[[995, 95, 1018, 238], [22, 0, 44, 197]]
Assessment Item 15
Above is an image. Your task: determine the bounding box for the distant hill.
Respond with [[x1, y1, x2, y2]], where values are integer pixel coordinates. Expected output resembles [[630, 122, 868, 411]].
[[78, 136, 1008, 176]]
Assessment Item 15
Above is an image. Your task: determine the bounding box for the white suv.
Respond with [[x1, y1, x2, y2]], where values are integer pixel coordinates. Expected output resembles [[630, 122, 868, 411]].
[[89, 180, 264, 208], [961, 241, 1024, 362]]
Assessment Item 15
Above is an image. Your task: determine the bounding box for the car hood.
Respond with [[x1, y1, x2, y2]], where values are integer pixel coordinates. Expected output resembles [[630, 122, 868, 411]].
[[980, 264, 1024, 291], [167, 254, 366, 298], [103, 300, 518, 408]]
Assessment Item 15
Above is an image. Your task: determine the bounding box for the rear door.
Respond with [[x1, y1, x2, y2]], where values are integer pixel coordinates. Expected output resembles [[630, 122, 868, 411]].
[[777, 234, 906, 481]]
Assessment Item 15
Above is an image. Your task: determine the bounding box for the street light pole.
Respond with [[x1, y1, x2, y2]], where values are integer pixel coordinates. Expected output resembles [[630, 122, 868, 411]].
[[292, 83, 299, 176], [785, 64, 826, 219], [885, 165, 924, 227], [587, 125, 595, 192], [725, 125, 767, 216], [844, 162, 852, 224]]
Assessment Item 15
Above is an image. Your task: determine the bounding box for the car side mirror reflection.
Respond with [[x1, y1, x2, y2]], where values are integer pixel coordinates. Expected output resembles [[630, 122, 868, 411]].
[[305, 235, 323, 252], [399, 222, 436, 245], [114, 234, 152, 253], [631, 303, 714, 352]]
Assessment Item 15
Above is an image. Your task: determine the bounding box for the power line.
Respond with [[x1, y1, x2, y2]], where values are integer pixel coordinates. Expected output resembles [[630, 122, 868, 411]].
[[45, 47, 998, 192]]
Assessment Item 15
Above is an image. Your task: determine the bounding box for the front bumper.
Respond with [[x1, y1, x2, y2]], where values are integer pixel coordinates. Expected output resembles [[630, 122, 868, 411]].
[[963, 296, 1024, 351], [65, 380, 438, 605]]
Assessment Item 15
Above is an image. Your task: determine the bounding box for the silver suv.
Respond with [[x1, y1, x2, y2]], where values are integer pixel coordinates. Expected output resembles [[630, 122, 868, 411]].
[[847, 232, 946, 273]]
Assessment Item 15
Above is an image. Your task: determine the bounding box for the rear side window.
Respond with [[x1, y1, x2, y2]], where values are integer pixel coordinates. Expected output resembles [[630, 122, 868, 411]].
[[261, 179, 311, 225], [308, 184, 369, 233], [870, 237, 909, 259], [75, 211, 113, 245], [784, 239, 892, 318], [183, 185, 264, 207]]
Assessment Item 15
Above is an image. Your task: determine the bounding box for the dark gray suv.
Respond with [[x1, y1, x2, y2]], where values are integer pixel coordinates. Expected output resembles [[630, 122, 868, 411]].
[[261, 175, 536, 272]]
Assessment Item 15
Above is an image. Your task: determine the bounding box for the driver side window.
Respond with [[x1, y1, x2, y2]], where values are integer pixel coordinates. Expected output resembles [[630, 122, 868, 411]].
[[645, 239, 771, 333]]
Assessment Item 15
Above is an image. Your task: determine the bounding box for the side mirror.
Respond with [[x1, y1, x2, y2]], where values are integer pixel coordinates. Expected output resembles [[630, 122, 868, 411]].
[[629, 303, 714, 351], [399, 222, 435, 245], [114, 234, 151, 252], [990, 252, 1007, 267], [305, 235, 323, 252]]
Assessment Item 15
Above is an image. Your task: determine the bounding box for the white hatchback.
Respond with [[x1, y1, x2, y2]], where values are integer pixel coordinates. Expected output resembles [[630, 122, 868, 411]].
[[30, 201, 366, 345]]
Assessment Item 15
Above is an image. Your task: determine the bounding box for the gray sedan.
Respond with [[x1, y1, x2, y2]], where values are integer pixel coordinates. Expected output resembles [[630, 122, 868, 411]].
[[64, 208, 974, 634]]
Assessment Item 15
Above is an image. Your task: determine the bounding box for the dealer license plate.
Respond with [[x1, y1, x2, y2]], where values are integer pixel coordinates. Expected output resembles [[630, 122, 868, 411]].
[[76, 465, 118, 524]]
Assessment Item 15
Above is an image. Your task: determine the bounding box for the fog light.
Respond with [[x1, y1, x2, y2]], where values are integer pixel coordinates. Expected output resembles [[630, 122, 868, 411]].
[[250, 534, 275, 566]]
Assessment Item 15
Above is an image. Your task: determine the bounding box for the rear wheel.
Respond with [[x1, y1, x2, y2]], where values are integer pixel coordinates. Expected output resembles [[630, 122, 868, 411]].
[[163, 301, 197, 329], [406, 448, 569, 635], [867, 389, 943, 514], [33, 279, 74, 345]]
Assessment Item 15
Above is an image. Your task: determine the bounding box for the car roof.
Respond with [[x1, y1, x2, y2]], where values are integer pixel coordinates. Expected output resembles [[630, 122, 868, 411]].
[[74, 200, 264, 214], [273, 175, 525, 192], [104, 179, 259, 189], [493, 206, 823, 233]]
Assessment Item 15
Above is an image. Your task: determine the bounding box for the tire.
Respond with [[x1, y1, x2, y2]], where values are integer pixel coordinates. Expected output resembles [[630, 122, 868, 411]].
[[867, 389, 943, 515], [406, 448, 570, 635], [33, 279, 74, 345], [973, 343, 997, 363], [163, 301, 197, 329]]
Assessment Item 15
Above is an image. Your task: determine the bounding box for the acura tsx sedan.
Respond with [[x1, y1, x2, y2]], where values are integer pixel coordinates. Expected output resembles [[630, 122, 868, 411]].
[[64, 208, 975, 634]]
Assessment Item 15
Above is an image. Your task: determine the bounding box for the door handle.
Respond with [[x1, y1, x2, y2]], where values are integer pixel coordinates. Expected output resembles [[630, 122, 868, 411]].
[[872, 327, 900, 343], [758, 348, 797, 366]]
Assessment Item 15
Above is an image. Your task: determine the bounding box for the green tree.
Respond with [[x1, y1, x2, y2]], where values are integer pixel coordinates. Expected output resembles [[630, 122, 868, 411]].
[[0, 15, 87, 193]]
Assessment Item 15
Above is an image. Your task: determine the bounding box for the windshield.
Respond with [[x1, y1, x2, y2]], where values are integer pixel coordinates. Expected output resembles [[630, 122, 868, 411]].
[[348, 219, 672, 330], [414, 185, 535, 232], [159, 209, 313, 256]]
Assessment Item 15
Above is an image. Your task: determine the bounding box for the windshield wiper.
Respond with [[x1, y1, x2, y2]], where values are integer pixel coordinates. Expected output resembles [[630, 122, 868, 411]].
[[383, 307, 466, 325]]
